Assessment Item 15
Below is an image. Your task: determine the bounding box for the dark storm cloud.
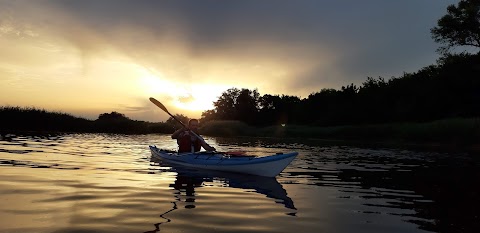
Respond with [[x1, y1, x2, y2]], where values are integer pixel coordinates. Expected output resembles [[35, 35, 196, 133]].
[[49, 0, 334, 51]]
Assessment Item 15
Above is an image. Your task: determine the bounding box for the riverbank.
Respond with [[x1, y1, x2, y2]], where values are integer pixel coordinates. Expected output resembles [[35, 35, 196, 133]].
[[200, 118, 480, 153], [2, 106, 479, 153]]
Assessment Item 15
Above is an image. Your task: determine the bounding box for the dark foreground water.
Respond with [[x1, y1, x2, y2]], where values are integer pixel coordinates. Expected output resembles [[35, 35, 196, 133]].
[[0, 133, 479, 233]]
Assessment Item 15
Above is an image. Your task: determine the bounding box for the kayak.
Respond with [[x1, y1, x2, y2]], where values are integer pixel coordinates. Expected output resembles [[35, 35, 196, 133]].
[[149, 145, 298, 177]]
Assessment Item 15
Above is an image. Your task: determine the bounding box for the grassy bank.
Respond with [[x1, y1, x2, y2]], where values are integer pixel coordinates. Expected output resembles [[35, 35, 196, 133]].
[[200, 118, 480, 149], [0, 106, 174, 134], [2, 106, 479, 151]]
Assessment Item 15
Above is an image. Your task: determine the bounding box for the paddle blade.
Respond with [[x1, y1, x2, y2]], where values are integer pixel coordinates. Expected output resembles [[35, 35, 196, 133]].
[[149, 97, 169, 114]]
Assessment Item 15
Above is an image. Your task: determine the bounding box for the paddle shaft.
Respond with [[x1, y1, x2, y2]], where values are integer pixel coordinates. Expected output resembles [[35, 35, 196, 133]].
[[149, 97, 208, 145]]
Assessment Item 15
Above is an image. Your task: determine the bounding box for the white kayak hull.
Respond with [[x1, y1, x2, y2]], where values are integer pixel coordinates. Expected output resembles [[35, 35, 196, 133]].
[[149, 145, 297, 177]]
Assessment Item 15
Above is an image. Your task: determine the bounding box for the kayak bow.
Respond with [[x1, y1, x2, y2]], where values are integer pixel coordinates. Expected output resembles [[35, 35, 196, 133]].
[[149, 145, 297, 177]]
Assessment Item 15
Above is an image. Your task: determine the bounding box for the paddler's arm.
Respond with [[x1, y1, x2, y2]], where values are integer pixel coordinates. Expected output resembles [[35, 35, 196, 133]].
[[171, 127, 187, 139]]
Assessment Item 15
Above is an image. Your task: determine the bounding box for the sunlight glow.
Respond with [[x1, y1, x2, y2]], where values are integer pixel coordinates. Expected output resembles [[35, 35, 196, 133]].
[[140, 69, 227, 112], [173, 84, 226, 111], [140, 70, 177, 96]]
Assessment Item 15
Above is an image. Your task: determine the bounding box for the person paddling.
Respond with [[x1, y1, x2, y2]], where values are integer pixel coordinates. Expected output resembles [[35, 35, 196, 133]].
[[171, 119, 215, 153]]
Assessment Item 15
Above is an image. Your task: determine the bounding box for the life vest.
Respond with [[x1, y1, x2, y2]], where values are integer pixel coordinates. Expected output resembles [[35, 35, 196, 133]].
[[177, 131, 202, 153]]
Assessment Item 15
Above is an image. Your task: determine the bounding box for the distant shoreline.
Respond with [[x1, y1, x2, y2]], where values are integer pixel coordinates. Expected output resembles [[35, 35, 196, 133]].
[[2, 106, 479, 153], [2, 117, 479, 154], [199, 119, 480, 153]]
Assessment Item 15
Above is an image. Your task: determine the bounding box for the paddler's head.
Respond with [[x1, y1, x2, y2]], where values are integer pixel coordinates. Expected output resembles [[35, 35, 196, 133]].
[[188, 119, 199, 132]]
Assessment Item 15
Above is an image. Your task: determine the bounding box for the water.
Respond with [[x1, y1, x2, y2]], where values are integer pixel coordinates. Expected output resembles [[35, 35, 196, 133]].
[[0, 133, 478, 233]]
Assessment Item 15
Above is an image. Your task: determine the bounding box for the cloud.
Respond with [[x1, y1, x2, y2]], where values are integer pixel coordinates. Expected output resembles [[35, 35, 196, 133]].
[[1, 0, 457, 105], [178, 94, 194, 104]]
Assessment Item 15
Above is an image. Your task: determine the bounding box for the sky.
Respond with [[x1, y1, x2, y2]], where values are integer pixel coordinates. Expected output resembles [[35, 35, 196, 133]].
[[0, 0, 458, 122]]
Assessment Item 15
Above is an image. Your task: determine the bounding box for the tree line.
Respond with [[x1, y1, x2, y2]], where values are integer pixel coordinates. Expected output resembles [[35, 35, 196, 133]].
[[0, 108, 176, 134], [200, 0, 480, 127], [200, 52, 479, 127]]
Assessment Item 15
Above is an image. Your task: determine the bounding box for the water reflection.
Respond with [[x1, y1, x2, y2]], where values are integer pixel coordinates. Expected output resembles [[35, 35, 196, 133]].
[[145, 157, 297, 232], [143, 201, 178, 233], [151, 156, 296, 212], [170, 174, 202, 209]]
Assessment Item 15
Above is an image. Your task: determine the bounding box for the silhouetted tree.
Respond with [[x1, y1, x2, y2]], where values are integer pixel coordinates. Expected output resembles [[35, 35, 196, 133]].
[[258, 94, 300, 125], [431, 0, 480, 54], [357, 77, 391, 123], [235, 88, 260, 124], [95, 112, 134, 133], [212, 88, 240, 120], [302, 88, 344, 125], [97, 112, 130, 122], [258, 94, 281, 125], [203, 88, 260, 124], [200, 109, 217, 123]]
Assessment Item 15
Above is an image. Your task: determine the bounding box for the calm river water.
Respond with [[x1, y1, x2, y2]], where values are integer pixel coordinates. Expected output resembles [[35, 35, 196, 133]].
[[0, 133, 478, 233]]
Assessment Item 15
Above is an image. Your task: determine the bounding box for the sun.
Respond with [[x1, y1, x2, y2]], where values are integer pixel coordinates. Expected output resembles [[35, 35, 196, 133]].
[[139, 70, 226, 113], [173, 85, 224, 111], [174, 96, 213, 111]]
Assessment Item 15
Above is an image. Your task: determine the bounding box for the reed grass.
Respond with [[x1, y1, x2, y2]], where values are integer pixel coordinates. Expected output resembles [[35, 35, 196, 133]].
[[0, 106, 171, 134], [0, 106, 93, 132]]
